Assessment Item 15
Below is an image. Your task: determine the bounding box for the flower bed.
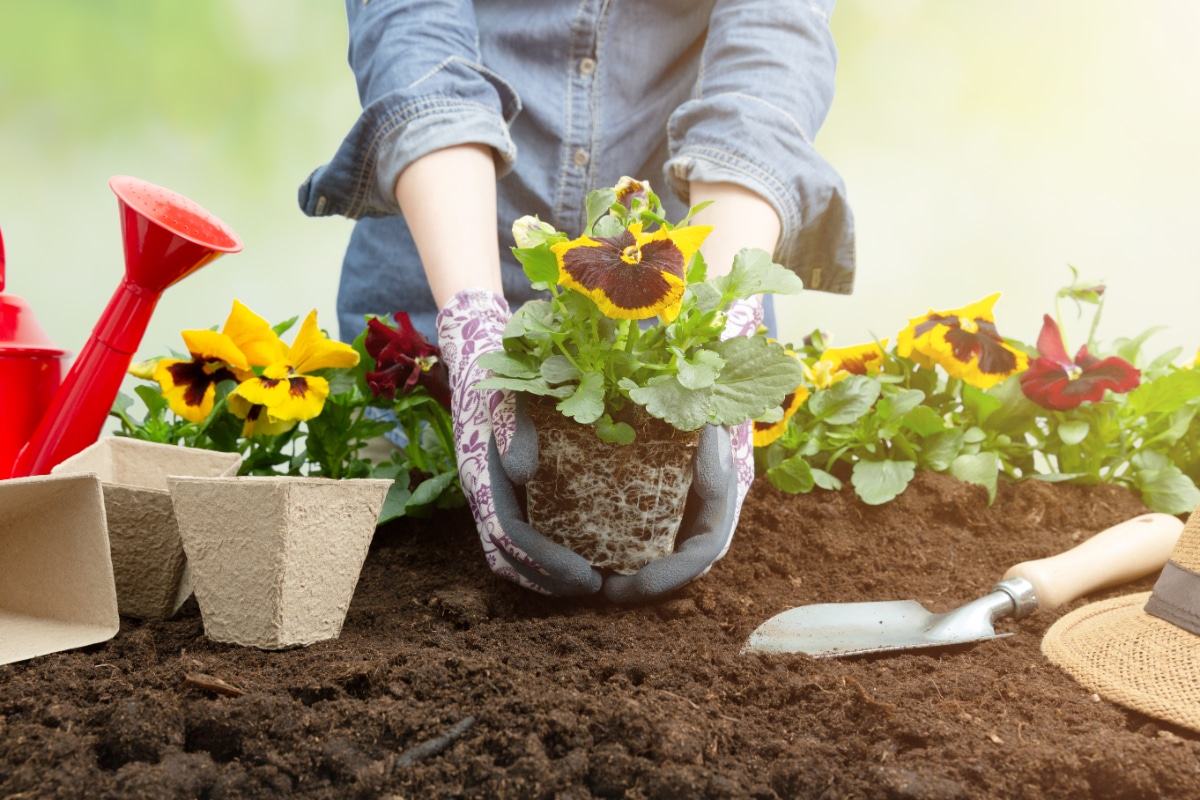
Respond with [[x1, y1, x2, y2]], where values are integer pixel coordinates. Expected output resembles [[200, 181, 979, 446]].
[[2, 473, 1196, 798]]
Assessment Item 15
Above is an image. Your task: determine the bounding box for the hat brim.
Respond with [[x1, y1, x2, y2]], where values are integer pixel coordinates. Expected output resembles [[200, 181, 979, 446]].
[[1042, 591, 1200, 733]]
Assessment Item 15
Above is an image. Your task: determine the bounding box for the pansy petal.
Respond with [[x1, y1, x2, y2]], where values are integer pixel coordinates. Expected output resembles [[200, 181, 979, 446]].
[[753, 386, 810, 447], [221, 299, 288, 367], [289, 310, 360, 373], [1035, 314, 1073, 365], [823, 340, 888, 375], [154, 358, 231, 423], [555, 228, 685, 320], [180, 329, 250, 371]]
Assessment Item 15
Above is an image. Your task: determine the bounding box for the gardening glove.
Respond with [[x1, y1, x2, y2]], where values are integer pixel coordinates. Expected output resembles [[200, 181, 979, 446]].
[[436, 288, 603, 597], [602, 295, 764, 604]]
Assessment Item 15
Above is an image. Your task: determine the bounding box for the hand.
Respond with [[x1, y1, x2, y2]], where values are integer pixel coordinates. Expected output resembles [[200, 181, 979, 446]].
[[436, 288, 602, 596]]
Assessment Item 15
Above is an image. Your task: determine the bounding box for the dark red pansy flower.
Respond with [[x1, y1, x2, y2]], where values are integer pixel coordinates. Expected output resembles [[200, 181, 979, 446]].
[[1019, 314, 1140, 411], [365, 312, 451, 408]]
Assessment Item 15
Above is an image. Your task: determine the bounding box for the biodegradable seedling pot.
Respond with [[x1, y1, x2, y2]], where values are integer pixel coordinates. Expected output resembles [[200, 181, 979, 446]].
[[524, 399, 701, 575], [0, 473, 119, 665], [52, 438, 242, 620], [169, 476, 392, 650]]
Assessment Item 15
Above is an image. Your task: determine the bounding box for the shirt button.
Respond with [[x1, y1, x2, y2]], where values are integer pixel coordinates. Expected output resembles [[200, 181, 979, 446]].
[[573, 149, 589, 167], [579, 58, 596, 76]]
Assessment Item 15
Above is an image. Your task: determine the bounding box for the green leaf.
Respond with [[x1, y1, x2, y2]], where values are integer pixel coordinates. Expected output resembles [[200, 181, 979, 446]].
[[473, 376, 573, 397], [1134, 462, 1200, 515], [707, 337, 807, 425], [271, 315, 299, 337], [626, 375, 713, 431], [134, 384, 170, 417], [881, 388, 925, 420], [596, 415, 636, 445], [557, 372, 605, 424], [1114, 326, 1168, 366], [541, 355, 582, 385], [686, 249, 709, 284], [808, 375, 881, 425], [407, 470, 458, 511], [949, 452, 999, 504], [962, 383, 1002, 426], [1056, 420, 1090, 446], [1128, 368, 1200, 417], [477, 351, 540, 379], [902, 405, 947, 437], [506, 299, 554, 338], [812, 469, 843, 491], [852, 460, 916, 505], [767, 456, 815, 494], [711, 248, 804, 300], [585, 188, 618, 234], [920, 429, 964, 472], [675, 348, 723, 391], [592, 215, 624, 238], [512, 244, 560, 289], [376, 480, 412, 525]]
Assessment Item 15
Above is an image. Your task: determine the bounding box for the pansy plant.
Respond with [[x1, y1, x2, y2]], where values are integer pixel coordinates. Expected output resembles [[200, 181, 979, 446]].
[[111, 302, 464, 522], [475, 179, 806, 442], [758, 273, 1200, 515]]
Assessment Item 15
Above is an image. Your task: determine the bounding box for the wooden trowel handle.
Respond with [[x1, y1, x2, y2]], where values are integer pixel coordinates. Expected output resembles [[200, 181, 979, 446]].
[[1002, 513, 1183, 611]]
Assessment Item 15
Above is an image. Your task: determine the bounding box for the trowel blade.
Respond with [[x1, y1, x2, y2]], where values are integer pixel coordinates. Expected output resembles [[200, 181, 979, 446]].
[[741, 598, 1011, 658]]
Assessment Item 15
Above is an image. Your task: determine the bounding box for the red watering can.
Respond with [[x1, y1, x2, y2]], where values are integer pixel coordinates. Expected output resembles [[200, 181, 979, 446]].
[[0, 176, 242, 479]]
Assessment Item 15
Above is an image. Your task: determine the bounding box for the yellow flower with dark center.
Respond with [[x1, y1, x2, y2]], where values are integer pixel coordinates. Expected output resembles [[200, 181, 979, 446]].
[[822, 340, 889, 376], [753, 385, 811, 447], [551, 221, 711, 322], [147, 300, 289, 423], [896, 293, 1028, 389], [228, 309, 359, 433]]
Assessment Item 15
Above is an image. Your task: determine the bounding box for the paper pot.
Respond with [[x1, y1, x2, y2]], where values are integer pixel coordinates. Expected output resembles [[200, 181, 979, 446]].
[[524, 399, 701, 575], [0, 473, 119, 665], [52, 438, 243, 620], [168, 476, 392, 650]]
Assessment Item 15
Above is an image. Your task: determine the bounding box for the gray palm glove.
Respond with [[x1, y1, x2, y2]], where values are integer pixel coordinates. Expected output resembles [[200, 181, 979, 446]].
[[496, 396, 739, 605]]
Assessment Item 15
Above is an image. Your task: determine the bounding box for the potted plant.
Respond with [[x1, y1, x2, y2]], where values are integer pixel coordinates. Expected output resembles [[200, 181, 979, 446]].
[[475, 180, 806, 573], [110, 300, 460, 647]]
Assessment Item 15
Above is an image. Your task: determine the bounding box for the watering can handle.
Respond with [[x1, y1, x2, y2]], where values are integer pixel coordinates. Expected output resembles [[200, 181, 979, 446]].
[[1002, 513, 1183, 611], [1, 225, 6, 292]]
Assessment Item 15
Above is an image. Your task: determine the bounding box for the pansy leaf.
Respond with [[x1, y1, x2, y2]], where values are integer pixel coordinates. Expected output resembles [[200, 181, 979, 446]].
[[903, 405, 947, 437], [585, 188, 618, 235], [513, 244, 560, 289], [686, 250, 709, 284], [376, 480, 413, 525], [625, 375, 713, 431], [949, 452, 999, 504], [508, 300, 555, 338], [592, 215, 625, 239], [920, 429, 964, 472], [707, 337, 807, 425], [767, 455, 816, 494], [1129, 368, 1200, 417], [852, 459, 916, 505], [812, 468, 843, 491], [688, 281, 723, 314], [880, 389, 925, 421], [962, 383, 1003, 426], [709, 248, 804, 302], [1132, 453, 1200, 515], [557, 371, 605, 424], [473, 375, 573, 397], [134, 384, 170, 418], [477, 351, 540, 379], [808, 374, 881, 425], [595, 414, 636, 445], [271, 316, 299, 337], [540, 355, 582, 385], [1057, 421, 1090, 446], [676, 348, 723, 391]]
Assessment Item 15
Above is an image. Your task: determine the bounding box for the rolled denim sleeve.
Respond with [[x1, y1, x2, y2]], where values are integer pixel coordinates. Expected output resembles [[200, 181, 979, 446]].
[[664, 0, 854, 294], [299, 0, 522, 220]]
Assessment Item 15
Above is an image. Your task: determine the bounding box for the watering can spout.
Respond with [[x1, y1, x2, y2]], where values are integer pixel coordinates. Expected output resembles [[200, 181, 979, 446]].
[[5, 177, 242, 479]]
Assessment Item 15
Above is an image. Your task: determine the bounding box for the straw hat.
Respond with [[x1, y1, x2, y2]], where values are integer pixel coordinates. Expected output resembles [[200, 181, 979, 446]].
[[1043, 508, 1200, 732]]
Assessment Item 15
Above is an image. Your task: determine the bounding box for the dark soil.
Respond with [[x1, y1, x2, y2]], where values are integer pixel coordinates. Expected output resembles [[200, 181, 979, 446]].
[[4, 472, 1198, 799]]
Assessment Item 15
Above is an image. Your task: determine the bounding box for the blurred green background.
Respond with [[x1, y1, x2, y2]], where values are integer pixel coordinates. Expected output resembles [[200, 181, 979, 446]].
[[2, 0, 1197, 411]]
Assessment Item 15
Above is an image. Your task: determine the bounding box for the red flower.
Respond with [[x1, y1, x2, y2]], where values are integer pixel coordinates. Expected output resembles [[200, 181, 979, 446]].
[[1019, 315, 1140, 410], [364, 312, 451, 408]]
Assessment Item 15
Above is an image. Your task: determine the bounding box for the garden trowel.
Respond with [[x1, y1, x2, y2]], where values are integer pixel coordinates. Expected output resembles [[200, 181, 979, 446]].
[[742, 513, 1183, 658]]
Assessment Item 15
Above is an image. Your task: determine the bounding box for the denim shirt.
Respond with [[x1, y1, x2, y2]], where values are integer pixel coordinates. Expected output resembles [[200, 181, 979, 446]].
[[299, 0, 856, 343]]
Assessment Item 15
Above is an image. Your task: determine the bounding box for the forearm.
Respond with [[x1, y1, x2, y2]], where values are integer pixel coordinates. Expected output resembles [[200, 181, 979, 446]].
[[688, 181, 781, 278], [394, 144, 504, 308]]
